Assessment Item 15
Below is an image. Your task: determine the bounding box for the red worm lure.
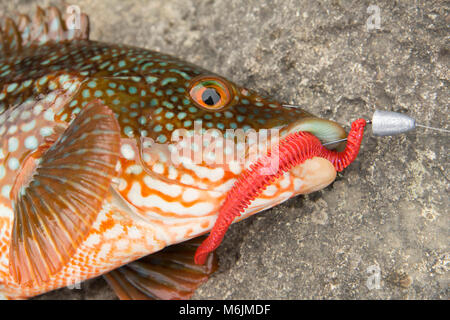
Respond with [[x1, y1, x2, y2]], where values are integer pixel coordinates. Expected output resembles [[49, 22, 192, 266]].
[[195, 119, 367, 265]]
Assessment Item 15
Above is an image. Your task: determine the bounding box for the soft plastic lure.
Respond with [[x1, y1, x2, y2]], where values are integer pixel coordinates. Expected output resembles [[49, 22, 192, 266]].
[[0, 6, 366, 299], [194, 119, 366, 264]]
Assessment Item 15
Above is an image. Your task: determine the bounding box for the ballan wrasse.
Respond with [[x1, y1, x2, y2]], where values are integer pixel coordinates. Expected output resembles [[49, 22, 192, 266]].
[[0, 7, 366, 299]]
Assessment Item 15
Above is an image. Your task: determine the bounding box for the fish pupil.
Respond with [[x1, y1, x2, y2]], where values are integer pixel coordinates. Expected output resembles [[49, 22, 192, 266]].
[[202, 88, 221, 106]]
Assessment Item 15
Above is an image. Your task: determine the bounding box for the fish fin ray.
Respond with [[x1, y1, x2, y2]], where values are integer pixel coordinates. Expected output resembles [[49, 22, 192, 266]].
[[103, 236, 218, 300], [9, 100, 120, 286]]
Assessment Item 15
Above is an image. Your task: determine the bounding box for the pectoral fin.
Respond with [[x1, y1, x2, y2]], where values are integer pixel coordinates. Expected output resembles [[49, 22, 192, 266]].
[[103, 236, 218, 300], [9, 100, 120, 286]]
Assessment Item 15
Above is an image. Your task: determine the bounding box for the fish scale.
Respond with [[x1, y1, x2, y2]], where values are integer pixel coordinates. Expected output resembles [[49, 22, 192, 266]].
[[0, 6, 353, 299]]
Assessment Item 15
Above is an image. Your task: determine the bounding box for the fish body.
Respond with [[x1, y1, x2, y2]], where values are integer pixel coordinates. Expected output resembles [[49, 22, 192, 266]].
[[0, 7, 347, 299]]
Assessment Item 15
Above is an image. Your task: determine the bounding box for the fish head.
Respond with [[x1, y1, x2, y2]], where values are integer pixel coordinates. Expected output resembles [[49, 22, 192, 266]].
[[118, 63, 348, 219]]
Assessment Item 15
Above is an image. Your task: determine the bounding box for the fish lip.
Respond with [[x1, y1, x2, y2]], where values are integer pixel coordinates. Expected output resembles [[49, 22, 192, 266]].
[[278, 117, 348, 151]]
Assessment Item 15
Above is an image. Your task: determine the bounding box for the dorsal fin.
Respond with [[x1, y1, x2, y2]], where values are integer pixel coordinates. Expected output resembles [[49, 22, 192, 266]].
[[0, 5, 89, 57]]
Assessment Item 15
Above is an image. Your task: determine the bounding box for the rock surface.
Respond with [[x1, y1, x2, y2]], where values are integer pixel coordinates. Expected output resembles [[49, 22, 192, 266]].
[[1, 0, 448, 299]]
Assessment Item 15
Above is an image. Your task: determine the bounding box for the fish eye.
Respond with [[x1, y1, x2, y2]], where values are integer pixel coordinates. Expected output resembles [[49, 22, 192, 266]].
[[188, 76, 233, 110]]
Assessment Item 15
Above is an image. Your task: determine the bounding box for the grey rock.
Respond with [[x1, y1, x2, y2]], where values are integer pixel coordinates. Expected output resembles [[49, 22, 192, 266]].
[[1, 0, 448, 300]]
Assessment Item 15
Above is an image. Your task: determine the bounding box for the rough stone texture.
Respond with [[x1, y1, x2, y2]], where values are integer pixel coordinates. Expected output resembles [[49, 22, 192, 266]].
[[1, 0, 448, 299]]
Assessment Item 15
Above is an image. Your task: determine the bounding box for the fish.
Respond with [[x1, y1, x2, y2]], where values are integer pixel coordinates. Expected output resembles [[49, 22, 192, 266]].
[[0, 6, 366, 299]]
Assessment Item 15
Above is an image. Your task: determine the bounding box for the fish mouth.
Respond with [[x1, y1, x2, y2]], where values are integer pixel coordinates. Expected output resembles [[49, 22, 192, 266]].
[[239, 117, 345, 209], [268, 117, 347, 194], [240, 116, 347, 197]]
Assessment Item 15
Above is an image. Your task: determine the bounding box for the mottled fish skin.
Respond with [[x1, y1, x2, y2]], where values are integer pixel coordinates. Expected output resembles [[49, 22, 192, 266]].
[[0, 39, 312, 138], [0, 8, 341, 299]]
